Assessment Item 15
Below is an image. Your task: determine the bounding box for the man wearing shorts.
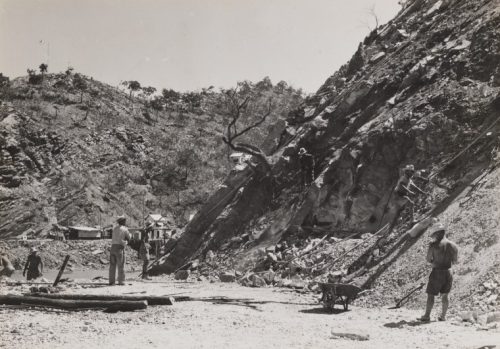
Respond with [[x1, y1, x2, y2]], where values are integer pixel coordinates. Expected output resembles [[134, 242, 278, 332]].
[[419, 223, 458, 322]]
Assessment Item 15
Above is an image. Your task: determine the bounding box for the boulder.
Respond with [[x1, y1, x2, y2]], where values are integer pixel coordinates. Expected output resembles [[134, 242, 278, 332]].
[[248, 274, 266, 288], [219, 272, 236, 283], [174, 270, 190, 280], [486, 311, 500, 324], [205, 250, 215, 260], [266, 252, 278, 263], [259, 270, 275, 285]]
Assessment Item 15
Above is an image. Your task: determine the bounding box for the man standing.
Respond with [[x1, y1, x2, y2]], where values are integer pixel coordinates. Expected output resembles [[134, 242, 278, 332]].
[[23, 247, 43, 281], [298, 147, 315, 187], [139, 231, 152, 280], [109, 215, 130, 286], [392, 164, 426, 225], [418, 223, 458, 322]]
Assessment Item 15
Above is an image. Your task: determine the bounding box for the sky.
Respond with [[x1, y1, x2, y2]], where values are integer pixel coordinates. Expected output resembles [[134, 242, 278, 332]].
[[0, 0, 400, 93]]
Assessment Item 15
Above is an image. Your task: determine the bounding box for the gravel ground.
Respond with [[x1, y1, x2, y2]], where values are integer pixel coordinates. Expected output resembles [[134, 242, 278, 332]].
[[1, 276, 498, 349]]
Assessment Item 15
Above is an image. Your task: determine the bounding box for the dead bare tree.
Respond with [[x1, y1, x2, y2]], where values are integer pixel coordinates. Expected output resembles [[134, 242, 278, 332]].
[[221, 87, 274, 175], [368, 5, 379, 29], [358, 4, 380, 32]]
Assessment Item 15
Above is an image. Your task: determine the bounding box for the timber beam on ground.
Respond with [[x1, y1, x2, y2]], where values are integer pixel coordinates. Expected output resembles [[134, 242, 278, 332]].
[[0, 295, 148, 312]]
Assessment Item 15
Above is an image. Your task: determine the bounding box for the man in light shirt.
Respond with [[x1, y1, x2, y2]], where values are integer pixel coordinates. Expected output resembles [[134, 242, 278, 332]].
[[109, 215, 130, 285]]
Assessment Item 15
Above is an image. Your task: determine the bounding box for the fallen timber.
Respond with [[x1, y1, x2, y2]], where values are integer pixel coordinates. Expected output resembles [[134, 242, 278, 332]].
[[0, 295, 147, 312], [5, 282, 110, 287], [27, 293, 185, 305], [53, 254, 71, 287]]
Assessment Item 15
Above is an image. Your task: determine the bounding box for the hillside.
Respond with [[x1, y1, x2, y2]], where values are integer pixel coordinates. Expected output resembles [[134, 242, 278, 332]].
[[0, 72, 303, 238], [153, 0, 500, 310]]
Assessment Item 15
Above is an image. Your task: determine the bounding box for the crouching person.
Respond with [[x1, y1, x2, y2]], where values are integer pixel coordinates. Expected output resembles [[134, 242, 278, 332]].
[[109, 215, 130, 286]]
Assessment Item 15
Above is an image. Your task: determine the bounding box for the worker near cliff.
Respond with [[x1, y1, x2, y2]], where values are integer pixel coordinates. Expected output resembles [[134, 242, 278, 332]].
[[298, 147, 315, 187], [393, 164, 426, 222], [0, 250, 15, 277], [139, 227, 152, 280], [418, 223, 458, 322], [109, 215, 131, 286], [23, 247, 44, 281]]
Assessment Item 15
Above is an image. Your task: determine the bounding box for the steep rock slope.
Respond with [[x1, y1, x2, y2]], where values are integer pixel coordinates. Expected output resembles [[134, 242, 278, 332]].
[[156, 0, 500, 307]]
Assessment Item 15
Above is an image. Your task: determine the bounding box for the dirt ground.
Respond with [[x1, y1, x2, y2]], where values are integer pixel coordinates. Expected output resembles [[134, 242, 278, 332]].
[[1, 277, 498, 349]]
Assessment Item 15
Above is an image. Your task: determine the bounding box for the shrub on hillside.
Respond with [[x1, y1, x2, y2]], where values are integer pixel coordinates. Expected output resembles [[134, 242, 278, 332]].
[[0, 73, 10, 87], [27, 69, 43, 85]]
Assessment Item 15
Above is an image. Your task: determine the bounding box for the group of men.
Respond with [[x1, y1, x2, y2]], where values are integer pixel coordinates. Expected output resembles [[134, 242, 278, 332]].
[[108, 215, 152, 285], [0, 216, 149, 285]]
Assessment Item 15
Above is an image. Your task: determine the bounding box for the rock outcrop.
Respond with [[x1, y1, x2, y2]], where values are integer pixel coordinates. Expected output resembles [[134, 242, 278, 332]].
[[154, 0, 500, 309]]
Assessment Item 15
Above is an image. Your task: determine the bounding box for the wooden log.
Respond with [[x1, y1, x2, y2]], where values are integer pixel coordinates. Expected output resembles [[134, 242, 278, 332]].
[[28, 293, 177, 305], [330, 332, 369, 341], [0, 295, 147, 312], [5, 282, 110, 287], [53, 254, 71, 287]]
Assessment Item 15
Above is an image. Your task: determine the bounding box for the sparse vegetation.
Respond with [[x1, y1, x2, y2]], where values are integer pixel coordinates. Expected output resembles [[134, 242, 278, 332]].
[[123, 80, 142, 98], [39, 63, 48, 75], [0, 68, 304, 232], [0, 73, 10, 87], [73, 73, 88, 103]]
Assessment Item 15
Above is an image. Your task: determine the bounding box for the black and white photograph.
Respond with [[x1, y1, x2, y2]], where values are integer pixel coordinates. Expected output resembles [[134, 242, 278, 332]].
[[0, 0, 499, 348]]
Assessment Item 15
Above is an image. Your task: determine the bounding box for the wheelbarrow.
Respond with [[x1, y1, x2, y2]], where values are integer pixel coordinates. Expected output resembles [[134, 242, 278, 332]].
[[318, 283, 363, 311]]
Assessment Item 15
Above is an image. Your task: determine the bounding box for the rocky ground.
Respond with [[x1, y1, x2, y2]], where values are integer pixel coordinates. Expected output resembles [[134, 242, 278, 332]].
[[0, 277, 499, 349]]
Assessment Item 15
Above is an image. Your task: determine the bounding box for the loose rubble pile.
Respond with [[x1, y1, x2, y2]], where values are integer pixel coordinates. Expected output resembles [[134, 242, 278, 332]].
[[174, 228, 400, 291], [476, 278, 499, 311]]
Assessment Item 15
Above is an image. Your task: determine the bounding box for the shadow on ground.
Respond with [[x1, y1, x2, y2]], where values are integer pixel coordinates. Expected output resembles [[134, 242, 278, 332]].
[[299, 307, 348, 315], [384, 320, 432, 328], [190, 296, 317, 311]]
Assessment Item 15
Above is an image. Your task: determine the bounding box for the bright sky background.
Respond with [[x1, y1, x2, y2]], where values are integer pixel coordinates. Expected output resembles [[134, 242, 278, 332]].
[[0, 0, 400, 93]]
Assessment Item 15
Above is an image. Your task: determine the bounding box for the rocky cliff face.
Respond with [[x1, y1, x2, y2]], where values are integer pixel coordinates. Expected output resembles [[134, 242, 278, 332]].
[[154, 0, 500, 307]]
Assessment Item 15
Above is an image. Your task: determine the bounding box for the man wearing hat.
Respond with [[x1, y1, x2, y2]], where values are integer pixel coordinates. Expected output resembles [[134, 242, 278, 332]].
[[298, 147, 315, 187], [23, 247, 44, 281], [139, 229, 152, 280], [109, 215, 131, 285], [419, 223, 458, 322], [392, 164, 426, 224]]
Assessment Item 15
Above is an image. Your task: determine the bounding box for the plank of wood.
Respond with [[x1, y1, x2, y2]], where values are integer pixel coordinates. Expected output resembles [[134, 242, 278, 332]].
[[28, 293, 177, 305], [331, 332, 370, 341], [0, 295, 147, 312], [53, 255, 71, 287]]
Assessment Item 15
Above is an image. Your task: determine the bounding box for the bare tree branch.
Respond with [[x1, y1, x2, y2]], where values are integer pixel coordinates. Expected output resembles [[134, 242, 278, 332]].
[[232, 100, 273, 140], [222, 95, 274, 175]]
